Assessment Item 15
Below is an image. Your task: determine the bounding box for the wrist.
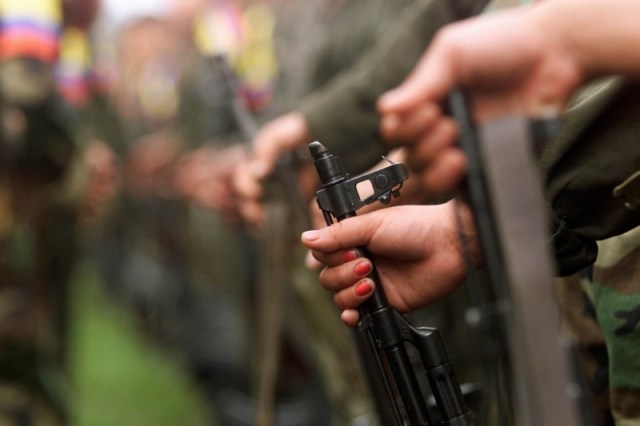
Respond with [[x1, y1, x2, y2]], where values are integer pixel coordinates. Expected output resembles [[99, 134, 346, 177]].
[[530, 0, 640, 82], [525, 1, 585, 107]]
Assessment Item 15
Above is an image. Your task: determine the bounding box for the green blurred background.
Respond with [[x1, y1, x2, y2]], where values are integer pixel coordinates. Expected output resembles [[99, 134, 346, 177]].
[[67, 261, 212, 426]]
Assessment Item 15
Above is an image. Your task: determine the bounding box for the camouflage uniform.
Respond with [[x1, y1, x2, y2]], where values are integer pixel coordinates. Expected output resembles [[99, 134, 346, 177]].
[[554, 226, 640, 426], [592, 228, 640, 426], [541, 77, 640, 426], [0, 0, 90, 423]]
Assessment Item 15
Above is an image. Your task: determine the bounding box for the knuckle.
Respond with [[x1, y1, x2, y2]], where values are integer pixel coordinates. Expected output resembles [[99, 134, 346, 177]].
[[333, 292, 348, 310]]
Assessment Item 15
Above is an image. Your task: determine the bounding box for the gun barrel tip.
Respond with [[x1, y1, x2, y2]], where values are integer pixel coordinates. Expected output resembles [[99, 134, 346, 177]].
[[308, 141, 327, 157]]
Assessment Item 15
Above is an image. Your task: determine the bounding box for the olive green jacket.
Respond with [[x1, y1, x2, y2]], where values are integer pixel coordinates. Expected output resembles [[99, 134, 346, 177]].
[[298, 0, 476, 174], [541, 79, 640, 274]]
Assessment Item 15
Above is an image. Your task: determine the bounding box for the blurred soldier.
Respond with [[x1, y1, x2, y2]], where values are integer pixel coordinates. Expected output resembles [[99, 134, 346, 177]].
[[223, 1, 423, 424], [169, 2, 337, 424], [85, 3, 326, 425], [0, 0, 100, 424], [160, 1, 415, 424]]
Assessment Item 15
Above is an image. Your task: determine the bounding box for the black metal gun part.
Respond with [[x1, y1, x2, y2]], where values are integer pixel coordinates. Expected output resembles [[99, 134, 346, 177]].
[[310, 141, 474, 426]]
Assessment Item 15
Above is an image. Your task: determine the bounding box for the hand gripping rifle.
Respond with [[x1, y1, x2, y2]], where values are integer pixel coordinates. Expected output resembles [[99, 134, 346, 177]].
[[212, 54, 320, 426], [310, 141, 474, 426]]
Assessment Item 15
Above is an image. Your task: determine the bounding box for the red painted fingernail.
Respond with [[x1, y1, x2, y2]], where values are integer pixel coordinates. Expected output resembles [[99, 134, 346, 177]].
[[342, 250, 359, 262], [354, 261, 371, 277], [355, 280, 372, 297]]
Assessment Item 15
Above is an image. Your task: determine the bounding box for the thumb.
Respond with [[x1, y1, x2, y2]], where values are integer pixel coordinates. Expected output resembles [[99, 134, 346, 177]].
[[300, 214, 378, 253]]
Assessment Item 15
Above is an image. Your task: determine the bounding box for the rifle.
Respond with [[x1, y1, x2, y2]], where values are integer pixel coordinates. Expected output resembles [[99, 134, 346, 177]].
[[436, 1, 591, 423], [212, 53, 328, 426], [447, 90, 589, 426], [310, 141, 474, 426], [310, 1, 591, 423], [212, 53, 310, 217]]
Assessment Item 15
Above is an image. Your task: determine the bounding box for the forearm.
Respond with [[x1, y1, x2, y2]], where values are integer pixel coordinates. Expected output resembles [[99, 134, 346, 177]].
[[532, 0, 640, 80]]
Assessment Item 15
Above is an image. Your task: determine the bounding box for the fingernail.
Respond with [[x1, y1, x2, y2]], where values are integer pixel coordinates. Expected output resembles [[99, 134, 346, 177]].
[[340, 310, 354, 327], [354, 280, 373, 297], [354, 261, 371, 277], [301, 230, 320, 241], [342, 250, 360, 262]]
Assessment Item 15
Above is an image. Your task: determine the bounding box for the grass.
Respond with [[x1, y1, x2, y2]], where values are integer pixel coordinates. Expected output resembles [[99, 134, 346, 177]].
[[67, 261, 212, 426]]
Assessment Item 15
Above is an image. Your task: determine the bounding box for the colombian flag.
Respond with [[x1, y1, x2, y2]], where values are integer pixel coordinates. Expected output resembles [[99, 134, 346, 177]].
[[56, 27, 91, 106], [0, 0, 62, 63]]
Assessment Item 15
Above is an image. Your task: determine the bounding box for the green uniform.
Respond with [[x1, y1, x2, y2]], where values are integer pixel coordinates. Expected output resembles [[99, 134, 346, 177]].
[[298, 0, 479, 174]]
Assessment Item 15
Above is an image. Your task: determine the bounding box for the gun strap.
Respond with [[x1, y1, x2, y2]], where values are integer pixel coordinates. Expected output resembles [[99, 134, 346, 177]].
[[478, 116, 582, 426], [254, 199, 290, 426]]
